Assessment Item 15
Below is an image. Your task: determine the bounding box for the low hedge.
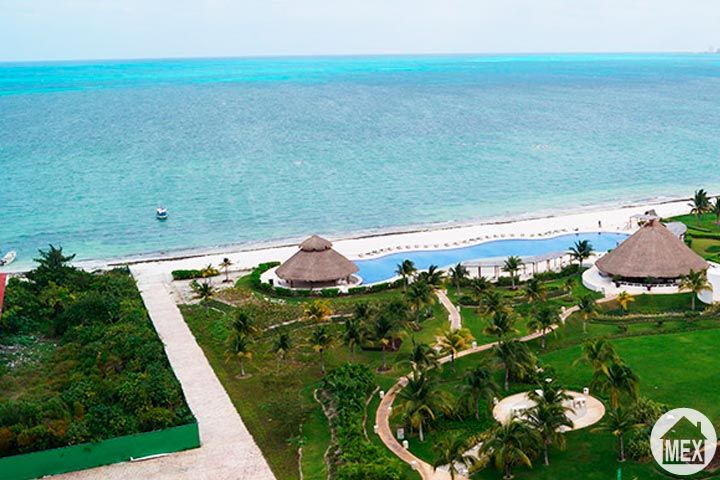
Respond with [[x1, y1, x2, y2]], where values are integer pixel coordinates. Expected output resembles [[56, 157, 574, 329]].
[[171, 267, 220, 281]]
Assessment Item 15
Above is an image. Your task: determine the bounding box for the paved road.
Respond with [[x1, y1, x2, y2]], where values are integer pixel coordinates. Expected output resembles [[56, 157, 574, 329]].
[[53, 266, 276, 480]]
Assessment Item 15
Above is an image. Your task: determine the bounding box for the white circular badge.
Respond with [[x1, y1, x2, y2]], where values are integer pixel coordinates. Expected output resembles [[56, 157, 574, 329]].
[[650, 408, 717, 475]]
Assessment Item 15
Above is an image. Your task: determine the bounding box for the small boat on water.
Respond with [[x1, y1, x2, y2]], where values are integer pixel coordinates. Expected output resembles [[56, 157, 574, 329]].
[[156, 207, 169, 220], [0, 251, 16, 267]]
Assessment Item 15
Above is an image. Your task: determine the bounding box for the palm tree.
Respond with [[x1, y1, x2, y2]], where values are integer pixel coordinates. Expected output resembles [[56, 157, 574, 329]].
[[449, 263, 469, 294], [483, 290, 507, 315], [201, 263, 217, 278], [407, 280, 434, 329], [527, 304, 559, 349], [396, 259, 417, 294], [574, 338, 619, 378], [524, 277, 547, 304], [418, 265, 445, 287], [432, 434, 476, 480], [592, 361, 640, 409], [352, 301, 374, 324], [494, 339, 536, 391], [578, 295, 597, 334], [304, 299, 332, 323], [568, 240, 594, 266], [679, 269, 711, 311], [436, 327, 474, 372], [373, 313, 399, 371], [562, 276, 576, 296], [689, 189, 711, 225], [479, 420, 540, 480], [593, 406, 640, 462], [401, 337, 440, 370], [459, 363, 499, 420], [342, 317, 365, 362], [273, 332, 292, 371], [484, 309, 518, 341], [225, 331, 253, 377], [232, 311, 257, 337], [616, 291, 635, 314], [190, 280, 215, 308], [526, 381, 574, 466], [713, 197, 720, 227], [470, 276, 492, 310], [219, 257, 233, 283], [309, 325, 333, 374], [502, 256, 523, 289], [394, 367, 452, 442]]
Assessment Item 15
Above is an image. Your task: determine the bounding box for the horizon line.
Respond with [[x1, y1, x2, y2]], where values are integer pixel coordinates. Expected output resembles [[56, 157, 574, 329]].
[[1, 48, 716, 65]]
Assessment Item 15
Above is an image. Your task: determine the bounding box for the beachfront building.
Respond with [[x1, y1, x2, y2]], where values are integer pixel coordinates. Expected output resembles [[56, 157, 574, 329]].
[[584, 219, 708, 295], [272, 235, 360, 289]]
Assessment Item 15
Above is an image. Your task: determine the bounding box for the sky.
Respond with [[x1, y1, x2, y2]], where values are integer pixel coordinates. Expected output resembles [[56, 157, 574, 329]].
[[1, 0, 719, 62]]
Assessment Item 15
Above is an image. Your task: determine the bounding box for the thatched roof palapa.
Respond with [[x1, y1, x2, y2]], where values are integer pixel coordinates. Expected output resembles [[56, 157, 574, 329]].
[[595, 220, 707, 279], [276, 235, 359, 283]]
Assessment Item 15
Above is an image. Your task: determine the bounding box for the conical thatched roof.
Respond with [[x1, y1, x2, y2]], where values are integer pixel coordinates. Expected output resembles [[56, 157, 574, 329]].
[[276, 235, 358, 283], [595, 220, 707, 279]]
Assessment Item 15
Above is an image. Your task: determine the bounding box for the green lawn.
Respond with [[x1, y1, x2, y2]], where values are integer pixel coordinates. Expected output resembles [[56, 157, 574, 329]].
[[184, 268, 720, 480], [667, 212, 720, 262], [182, 282, 437, 480], [402, 314, 720, 479]]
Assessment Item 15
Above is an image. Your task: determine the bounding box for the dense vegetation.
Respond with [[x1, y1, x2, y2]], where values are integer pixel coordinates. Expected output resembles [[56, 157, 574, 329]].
[[318, 364, 403, 480], [0, 246, 193, 457]]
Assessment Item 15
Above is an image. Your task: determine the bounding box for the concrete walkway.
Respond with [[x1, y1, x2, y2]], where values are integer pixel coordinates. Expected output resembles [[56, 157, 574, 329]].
[[436, 290, 462, 331], [54, 266, 275, 480], [376, 305, 579, 480]]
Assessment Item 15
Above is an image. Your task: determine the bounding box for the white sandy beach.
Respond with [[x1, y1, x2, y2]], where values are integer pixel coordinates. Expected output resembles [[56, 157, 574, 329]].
[[68, 198, 692, 279]]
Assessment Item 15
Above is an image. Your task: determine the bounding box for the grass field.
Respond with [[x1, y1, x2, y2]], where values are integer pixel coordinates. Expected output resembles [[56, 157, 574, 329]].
[[183, 267, 720, 480]]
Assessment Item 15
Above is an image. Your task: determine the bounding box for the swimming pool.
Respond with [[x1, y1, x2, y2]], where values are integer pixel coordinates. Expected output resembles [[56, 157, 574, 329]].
[[354, 232, 629, 284]]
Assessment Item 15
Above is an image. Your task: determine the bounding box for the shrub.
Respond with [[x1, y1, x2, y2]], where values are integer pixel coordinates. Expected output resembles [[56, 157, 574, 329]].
[[457, 295, 478, 306], [0, 267, 194, 458], [320, 288, 341, 298], [320, 364, 403, 480], [171, 269, 204, 281]]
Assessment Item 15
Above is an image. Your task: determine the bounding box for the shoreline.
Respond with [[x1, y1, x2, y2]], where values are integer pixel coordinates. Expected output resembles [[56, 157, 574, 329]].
[[48, 196, 693, 277]]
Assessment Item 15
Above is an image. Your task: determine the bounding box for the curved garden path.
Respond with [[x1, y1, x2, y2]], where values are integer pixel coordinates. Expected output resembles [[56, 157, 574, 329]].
[[375, 300, 581, 480]]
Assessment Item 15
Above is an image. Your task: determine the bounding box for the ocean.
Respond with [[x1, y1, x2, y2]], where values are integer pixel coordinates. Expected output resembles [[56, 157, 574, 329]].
[[2, 53, 720, 268]]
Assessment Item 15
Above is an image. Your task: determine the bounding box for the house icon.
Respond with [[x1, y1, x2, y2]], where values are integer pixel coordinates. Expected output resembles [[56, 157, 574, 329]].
[[659, 415, 708, 465]]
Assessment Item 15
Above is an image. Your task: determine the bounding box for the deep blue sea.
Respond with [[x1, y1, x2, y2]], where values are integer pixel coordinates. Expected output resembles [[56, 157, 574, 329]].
[[2, 54, 720, 267]]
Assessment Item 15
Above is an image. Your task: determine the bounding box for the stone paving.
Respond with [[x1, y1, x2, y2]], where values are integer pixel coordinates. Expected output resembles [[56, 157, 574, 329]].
[[52, 266, 276, 480]]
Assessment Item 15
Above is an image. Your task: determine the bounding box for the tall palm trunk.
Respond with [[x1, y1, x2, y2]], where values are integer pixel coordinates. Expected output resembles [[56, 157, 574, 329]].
[[475, 396, 481, 420], [382, 348, 387, 371], [504, 367, 510, 391], [691, 293, 696, 311], [618, 435, 626, 462], [541, 328, 547, 349], [319, 351, 325, 374], [240, 359, 245, 377], [543, 440, 550, 465], [419, 424, 424, 442]]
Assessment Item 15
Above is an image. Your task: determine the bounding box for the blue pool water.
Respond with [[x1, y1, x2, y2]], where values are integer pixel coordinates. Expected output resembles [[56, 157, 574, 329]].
[[2, 54, 720, 268], [355, 232, 628, 284]]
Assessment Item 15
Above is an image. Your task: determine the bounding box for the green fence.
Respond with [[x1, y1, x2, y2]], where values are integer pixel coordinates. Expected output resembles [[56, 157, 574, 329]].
[[0, 421, 200, 480]]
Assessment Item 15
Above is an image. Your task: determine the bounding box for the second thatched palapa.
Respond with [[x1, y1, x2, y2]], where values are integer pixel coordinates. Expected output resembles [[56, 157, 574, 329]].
[[595, 219, 707, 281]]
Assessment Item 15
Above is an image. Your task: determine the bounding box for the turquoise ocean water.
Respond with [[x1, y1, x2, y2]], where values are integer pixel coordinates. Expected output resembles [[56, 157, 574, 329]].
[[1, 54, 720, 267]]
